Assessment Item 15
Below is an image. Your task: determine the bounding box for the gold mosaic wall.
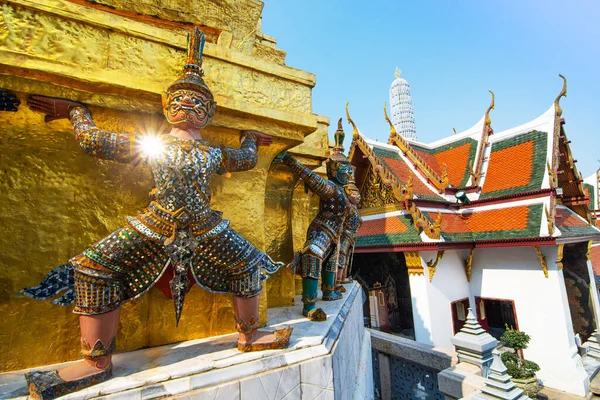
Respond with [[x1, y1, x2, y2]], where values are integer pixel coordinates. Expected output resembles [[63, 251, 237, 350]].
[[0, 0, 328, 371]]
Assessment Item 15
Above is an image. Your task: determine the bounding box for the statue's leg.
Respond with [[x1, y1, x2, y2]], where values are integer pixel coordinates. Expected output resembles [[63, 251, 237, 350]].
[[301, 254, 327, 321], [322, 254, 342, 301], [25, 309, 119, 400], [336, 267, 347, 293], [233, 295, 292, 352]]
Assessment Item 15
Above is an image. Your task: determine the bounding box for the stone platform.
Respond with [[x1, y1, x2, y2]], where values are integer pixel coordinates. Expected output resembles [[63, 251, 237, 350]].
[[0, 282, 372, 400]]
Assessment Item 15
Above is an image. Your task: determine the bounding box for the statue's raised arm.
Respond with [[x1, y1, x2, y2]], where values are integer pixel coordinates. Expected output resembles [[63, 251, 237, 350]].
[[27, 96, 135, 163], [281, 152, 337, 199], [220, 130, 272, 172], [278, 119, 362, 322]]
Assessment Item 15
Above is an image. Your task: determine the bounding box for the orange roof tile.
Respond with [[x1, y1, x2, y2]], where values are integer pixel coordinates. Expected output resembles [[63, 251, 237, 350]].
[[433, 143, 474, 187], [480, 131, 547, 198], [380, 156, 441, 200], [358, 216, 408, 237], [483, 141, 534, 194], [556, 208, 589, 229], [412, 148, 441, 173], [412, 140, 477, 188], [432, 206, 531, 234]]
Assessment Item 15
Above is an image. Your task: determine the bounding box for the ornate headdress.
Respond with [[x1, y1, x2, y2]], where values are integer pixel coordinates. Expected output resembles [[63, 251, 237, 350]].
[[327, 119, 351, 163], [326, 119, 353, 183], [162, 27, 216, 127]]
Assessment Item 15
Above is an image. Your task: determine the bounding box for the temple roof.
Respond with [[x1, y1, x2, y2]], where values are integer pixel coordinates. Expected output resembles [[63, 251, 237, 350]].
[[355, 203, 544, 248], [555, 206, 600, 238], [371, 145, 443, 201], [348, 76, 600, 251]]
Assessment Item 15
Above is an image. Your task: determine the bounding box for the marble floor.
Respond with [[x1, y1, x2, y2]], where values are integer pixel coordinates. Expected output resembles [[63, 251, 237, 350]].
[[0, 282, 361, 400]]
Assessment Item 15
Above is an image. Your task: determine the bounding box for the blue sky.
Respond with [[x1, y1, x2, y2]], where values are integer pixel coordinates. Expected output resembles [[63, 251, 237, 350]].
[[262, 1, 600, 177]]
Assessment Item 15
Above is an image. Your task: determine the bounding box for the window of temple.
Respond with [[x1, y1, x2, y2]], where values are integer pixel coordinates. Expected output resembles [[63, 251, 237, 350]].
[[475, 297, 518, 340]]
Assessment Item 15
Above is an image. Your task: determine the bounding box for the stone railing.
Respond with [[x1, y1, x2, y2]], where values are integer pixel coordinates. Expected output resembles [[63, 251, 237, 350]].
[[369, 329, 457, 399], [369, 308, 532, 400]]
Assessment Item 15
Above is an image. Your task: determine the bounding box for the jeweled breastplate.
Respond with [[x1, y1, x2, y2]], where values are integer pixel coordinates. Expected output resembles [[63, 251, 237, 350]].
[[311, 186, 352, 239], [142, 138, 223, 324], [149, 139, 220, 216], [127, 138, 224, 242]]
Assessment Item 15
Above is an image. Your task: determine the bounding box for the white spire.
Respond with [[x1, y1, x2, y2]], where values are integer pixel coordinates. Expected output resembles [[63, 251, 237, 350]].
[[389, 67, 417, 141]]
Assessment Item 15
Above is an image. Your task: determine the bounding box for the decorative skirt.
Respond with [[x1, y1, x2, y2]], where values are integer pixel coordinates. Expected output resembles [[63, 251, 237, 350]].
[[20, 220, 283, 315]]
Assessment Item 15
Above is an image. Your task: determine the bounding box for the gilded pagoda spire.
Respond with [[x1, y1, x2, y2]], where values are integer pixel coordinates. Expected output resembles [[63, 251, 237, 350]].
[[389, 68, 417, 141]]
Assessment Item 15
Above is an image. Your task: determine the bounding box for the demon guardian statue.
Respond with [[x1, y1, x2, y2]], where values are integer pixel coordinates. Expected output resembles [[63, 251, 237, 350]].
[[20, 28, 292, 400]]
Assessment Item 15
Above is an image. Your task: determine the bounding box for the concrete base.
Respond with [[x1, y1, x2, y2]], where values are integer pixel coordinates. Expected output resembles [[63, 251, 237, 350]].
[[438, 362, 486, 400], [0, 283, 371, 400]]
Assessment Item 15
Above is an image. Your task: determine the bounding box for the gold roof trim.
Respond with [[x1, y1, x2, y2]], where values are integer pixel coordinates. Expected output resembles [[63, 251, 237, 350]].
[[383, 102, 449, 191], [554, 74, 567, 118], [347, 104, 442, 240], [471, 90, 494, 186]]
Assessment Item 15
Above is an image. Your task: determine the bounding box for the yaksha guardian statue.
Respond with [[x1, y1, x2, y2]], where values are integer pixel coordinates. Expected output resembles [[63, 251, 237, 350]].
[[20, 28, 292, 400], [277, 120, 362, 321]]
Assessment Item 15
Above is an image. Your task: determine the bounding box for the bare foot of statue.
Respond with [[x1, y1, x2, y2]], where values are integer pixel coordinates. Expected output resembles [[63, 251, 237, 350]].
[[233, 295, 293, 352], [303, 308, 327, 321], [57, 357, 111, 381], [237, 327, 293, 352], [24, 310, 118, 400], [25, 358, 113, 400]]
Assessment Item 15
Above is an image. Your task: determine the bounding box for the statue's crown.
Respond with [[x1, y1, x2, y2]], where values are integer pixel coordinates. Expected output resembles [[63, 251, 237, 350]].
[[163, 27, 213, 99], [329, 118, 350, 164]]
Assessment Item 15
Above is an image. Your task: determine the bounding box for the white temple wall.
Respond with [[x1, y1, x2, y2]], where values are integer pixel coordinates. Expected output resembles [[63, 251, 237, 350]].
[[409, 273, 434, 345], [469, 246, 589, 396], [420, 250, 471, 350]]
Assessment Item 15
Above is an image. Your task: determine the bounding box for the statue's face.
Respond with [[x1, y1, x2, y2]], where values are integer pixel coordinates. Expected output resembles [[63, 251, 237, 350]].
[[164, 89, 215, 129], [328, 162, 354, 185]]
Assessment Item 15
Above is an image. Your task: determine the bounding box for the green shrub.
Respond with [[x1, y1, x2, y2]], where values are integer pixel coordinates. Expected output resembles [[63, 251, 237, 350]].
[[500, 326, 540, 379], [501, 352, 523, 378], [500, 326, 531, 352]]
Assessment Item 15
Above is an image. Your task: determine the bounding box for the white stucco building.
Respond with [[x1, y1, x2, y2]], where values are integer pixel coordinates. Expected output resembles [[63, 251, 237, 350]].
[[348, 76, 600, 396]]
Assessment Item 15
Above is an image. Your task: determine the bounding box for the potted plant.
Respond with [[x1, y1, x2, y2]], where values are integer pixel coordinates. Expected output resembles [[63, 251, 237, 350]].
[[500, 325, 541, 397]]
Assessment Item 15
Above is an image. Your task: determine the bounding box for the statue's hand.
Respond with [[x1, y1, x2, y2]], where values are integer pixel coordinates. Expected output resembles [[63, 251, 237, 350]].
[[26, 95, 84, 123], [242, 130, 272, 147], [271, 151, 289, 167], [0, 90, 20, 112]]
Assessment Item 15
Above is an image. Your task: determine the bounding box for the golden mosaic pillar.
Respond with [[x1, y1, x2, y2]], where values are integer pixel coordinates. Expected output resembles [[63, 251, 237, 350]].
[[0, 0, 328, 371]]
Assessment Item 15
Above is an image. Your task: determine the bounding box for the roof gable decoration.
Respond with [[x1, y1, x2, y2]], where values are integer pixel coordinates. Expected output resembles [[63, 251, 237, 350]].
[[547, 77, 566, 191], [470, 91, 495, 187], [547, 75, 567, 234], [346, 114, 413, 205], [474, 77, 568, 201], [369, 145, 445, 201], [411, 137, 478, 189], [383, 103, 450, 192], [346, 103, 443, 241], [545, 75, 594, 226], [543, 196, 557, 237], [549, 74, 567, 182]]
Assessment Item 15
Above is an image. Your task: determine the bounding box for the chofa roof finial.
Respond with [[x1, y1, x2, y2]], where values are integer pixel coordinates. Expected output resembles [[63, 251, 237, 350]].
[[554, 74, 567, 117]]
